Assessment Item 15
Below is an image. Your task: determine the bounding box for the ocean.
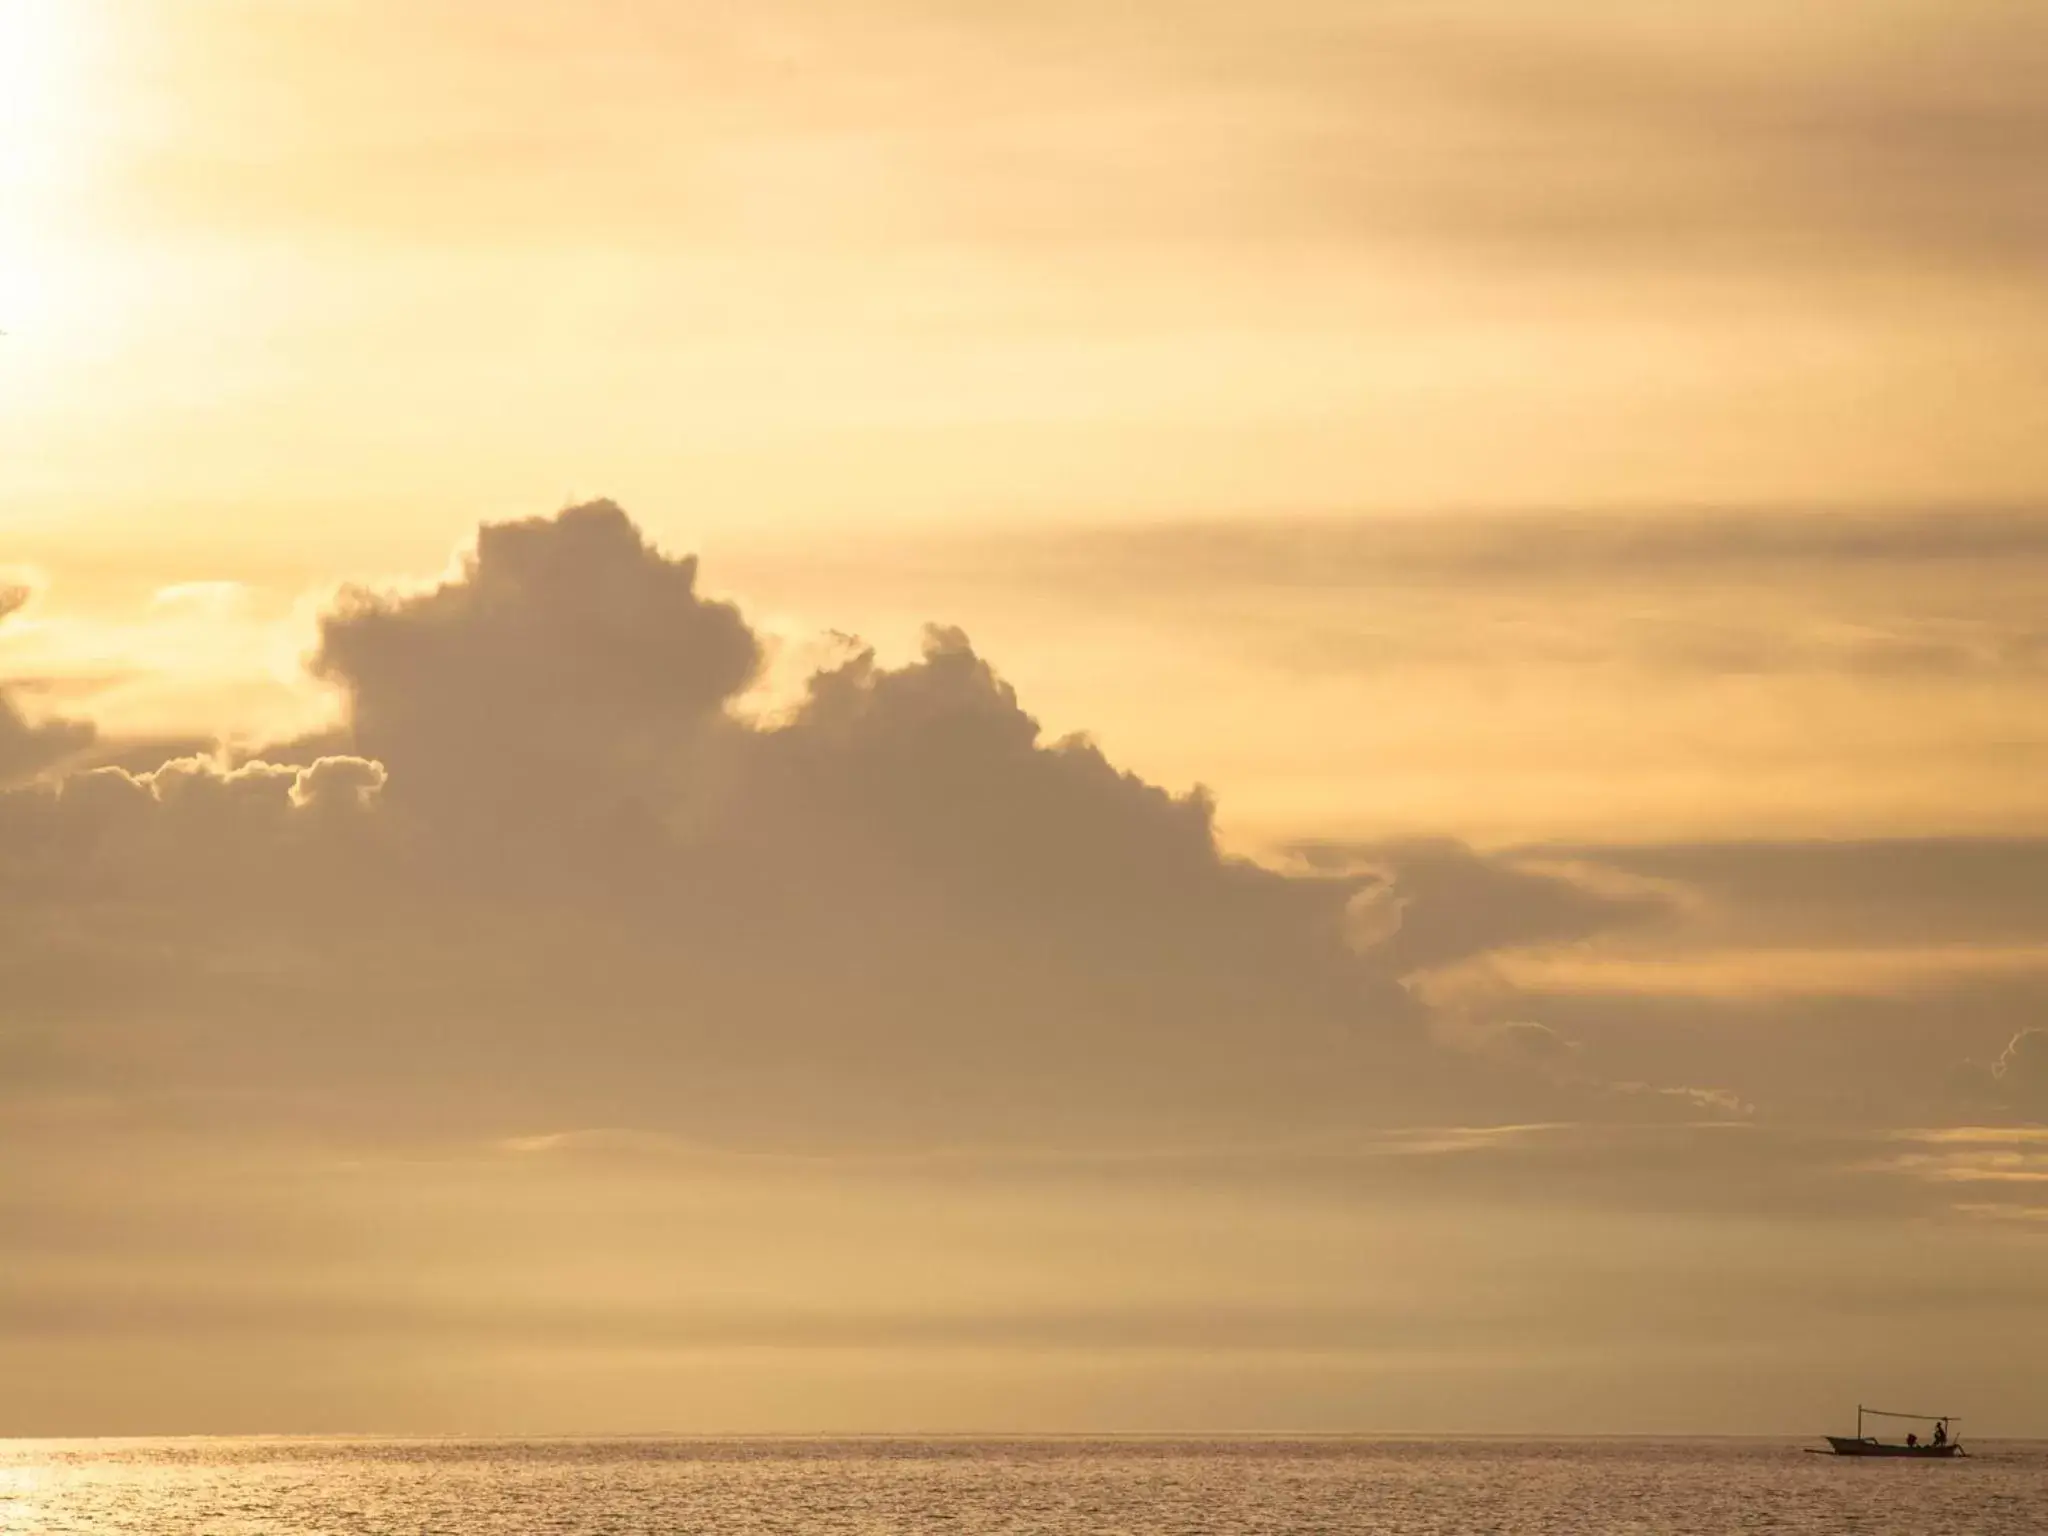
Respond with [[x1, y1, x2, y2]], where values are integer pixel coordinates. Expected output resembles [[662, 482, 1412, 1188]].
[[3, 1436, 2043, 1534]]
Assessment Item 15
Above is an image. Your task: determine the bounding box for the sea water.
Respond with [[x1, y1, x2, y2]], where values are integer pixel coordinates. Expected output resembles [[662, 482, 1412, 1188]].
[[3, 1436, 2043, 1534]]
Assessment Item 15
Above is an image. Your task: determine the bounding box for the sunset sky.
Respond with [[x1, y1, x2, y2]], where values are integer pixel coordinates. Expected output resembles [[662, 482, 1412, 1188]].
[[3, 0, 2047, 1436]]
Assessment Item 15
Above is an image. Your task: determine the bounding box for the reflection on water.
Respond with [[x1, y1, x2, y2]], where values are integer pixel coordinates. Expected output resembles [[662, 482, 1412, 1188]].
[[2, 1436, 2043, 1535]]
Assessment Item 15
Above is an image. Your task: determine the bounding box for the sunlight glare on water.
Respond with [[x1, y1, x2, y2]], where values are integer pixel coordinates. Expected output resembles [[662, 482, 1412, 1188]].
[[1, 1437, 2043, 1536]]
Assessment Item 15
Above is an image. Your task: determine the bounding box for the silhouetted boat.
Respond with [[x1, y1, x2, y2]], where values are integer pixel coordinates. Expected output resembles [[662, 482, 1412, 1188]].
[[1817, 1405, 1964, 1457]]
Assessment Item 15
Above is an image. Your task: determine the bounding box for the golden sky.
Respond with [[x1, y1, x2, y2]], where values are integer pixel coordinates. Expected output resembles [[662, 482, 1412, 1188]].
[[3, 1, 2048, 1435]]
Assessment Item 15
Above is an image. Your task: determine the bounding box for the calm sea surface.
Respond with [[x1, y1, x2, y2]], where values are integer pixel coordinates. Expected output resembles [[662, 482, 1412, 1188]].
[[3, 1437, 2044, 1535]]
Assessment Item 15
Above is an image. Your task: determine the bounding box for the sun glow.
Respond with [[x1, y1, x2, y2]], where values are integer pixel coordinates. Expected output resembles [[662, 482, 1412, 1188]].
[[0, 0, 98, 336], [0, 0, 77, 146]]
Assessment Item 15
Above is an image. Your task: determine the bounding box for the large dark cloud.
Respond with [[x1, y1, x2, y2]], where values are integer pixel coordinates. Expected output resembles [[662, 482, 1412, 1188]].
[[22, 502, 2042, 1155], [10, 503, 1697, 1150]]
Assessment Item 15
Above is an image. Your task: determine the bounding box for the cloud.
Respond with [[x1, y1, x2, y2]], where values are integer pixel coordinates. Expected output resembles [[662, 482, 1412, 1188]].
[[894, 510, 2048, 698], [0, 582, 97, 788], [1991, 1029, 2048, 1118], [288, 754, 388, 812], [8, 503, 2018, 1161], [307, 501, 759, 820], [1319, 3, 2048, 277], [1534, 837, 2048, 949], [0, 690, 96, 789], [1453, 1019, 1583, 1072], [1301, 838, 1668, 973], [1312, 834, 2048, 1129], [1000, 508, 2048, 592], [17, 502, 1737, 1152]]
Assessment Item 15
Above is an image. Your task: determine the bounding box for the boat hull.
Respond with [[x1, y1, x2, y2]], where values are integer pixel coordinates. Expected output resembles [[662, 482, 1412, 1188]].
[[1824, 1436, 1962, 1457]]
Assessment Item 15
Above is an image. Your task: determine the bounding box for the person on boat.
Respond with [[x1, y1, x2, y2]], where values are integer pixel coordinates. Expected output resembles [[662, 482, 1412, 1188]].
[[1933, 1421, 1948, 1447], [1906, 1433, 1918, 1447]]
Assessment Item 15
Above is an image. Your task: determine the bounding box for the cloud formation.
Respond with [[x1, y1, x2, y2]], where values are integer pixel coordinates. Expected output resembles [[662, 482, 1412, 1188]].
[[308, 503, 760, 820], [15, 503, 1713, 1152], [13, 504, 2043, 1154]]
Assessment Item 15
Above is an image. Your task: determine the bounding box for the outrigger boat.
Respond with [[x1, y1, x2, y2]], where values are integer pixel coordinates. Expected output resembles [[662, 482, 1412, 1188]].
[[1818, 1406, 1964, 1457]]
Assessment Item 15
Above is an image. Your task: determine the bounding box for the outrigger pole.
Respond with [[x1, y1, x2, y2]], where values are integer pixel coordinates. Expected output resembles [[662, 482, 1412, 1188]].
[[1858, 1406, 1961, 1439]]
